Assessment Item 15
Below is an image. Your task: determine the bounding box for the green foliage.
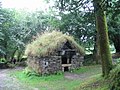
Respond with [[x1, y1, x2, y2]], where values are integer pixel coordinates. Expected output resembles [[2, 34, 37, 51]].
[[7, 63, 15, 68], [0, 8, 54, 60], [113, 58, 120, 64], [52, 0, 96, 50], [0, 58, 7, 63], [0, 0, 119, 61], [23, 67, 39, 77], [25, 31, 84, 57], [107, 11, 120, 52], [109, 64, 120, 90], [83, 54, 96, 65], [56, 71, 63, 75], [0, 9, 14, 58], [53, 0, 120, 54], [116, 58, 120, 64], [60, 12, 96, 48]]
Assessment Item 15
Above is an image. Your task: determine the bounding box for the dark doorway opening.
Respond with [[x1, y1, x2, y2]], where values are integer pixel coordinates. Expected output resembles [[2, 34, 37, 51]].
[[64, 67, 69, 71], [62, 56, 67, 64]]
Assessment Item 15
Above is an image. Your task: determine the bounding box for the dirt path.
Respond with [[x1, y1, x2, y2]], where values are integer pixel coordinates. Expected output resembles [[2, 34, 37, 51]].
[[64, 66, 101, 80], [64, 72, 89, 80], [0, 67, 36, 90]]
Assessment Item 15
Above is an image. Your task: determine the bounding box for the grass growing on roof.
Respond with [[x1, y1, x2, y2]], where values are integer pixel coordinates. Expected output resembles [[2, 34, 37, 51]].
[[25, 31, 84, 57]]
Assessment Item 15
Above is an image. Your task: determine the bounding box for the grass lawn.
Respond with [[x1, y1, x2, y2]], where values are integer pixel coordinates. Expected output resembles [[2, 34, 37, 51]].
[[12, 65, 109, 90], [14, 71, 83, 90]]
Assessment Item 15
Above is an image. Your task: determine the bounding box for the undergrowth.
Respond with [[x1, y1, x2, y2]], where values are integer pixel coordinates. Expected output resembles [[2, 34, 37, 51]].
[[76, 74, 109, 90], [109, 64, 120, 90]]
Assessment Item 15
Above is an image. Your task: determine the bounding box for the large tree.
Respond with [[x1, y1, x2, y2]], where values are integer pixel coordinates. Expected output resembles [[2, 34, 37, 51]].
[[0, 8, 53, 60], [93, 0, 113, 76]]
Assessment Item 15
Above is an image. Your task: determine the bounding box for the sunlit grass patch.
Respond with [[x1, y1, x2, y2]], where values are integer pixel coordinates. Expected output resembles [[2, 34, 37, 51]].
[[13, 71, 83, 90], [73, 65, 101, 74], [14, 71, 64, 83]]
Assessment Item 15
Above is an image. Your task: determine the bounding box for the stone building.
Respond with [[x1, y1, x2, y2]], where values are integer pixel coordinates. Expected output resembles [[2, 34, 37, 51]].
[[25, 31, 85, 75]]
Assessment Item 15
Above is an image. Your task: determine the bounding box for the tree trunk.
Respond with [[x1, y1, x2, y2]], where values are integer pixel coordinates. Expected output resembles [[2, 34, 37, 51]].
[[93, 0, 113, 76], [11, 47, 18, 60]]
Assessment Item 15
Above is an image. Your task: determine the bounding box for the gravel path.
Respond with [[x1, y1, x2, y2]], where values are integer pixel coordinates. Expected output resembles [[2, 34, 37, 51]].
[[0, 67, 37, 90], [64, 72, 88, 80]]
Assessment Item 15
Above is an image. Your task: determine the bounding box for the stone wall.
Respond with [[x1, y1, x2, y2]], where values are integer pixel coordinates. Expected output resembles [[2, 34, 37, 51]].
[[27, 56, 42, 74], [27, 53, 84, 75], [71, 54, 84, 70], [41, 56, 61, 74], [27, 56, 62, 75]]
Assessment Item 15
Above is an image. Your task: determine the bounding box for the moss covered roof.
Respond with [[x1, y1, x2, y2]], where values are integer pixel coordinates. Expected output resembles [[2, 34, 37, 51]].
[[25, 31, 85, 57]]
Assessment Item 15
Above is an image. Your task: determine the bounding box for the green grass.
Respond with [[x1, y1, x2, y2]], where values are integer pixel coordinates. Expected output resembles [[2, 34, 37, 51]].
[[11, 65, 107, 90], [15, 71, 64, 83], [76, 74, 109, 90], [73, 65, 101, 74], [14, 71, 83, 90]]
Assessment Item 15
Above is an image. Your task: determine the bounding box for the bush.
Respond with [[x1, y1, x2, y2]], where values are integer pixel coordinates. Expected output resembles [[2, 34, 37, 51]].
[[113, 58, 120, 64], [0, 58, 9, 69], [0, 58, 7, 63], [56, 71, 63, 75], [16, 61, 27, 67], [83, 54, 96, 65], [7, 63, 16, 68], [109, 64, 120, 90]]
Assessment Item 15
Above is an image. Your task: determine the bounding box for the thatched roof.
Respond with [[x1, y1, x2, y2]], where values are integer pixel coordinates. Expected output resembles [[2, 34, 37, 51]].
[[25, 31, 85, 57]]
